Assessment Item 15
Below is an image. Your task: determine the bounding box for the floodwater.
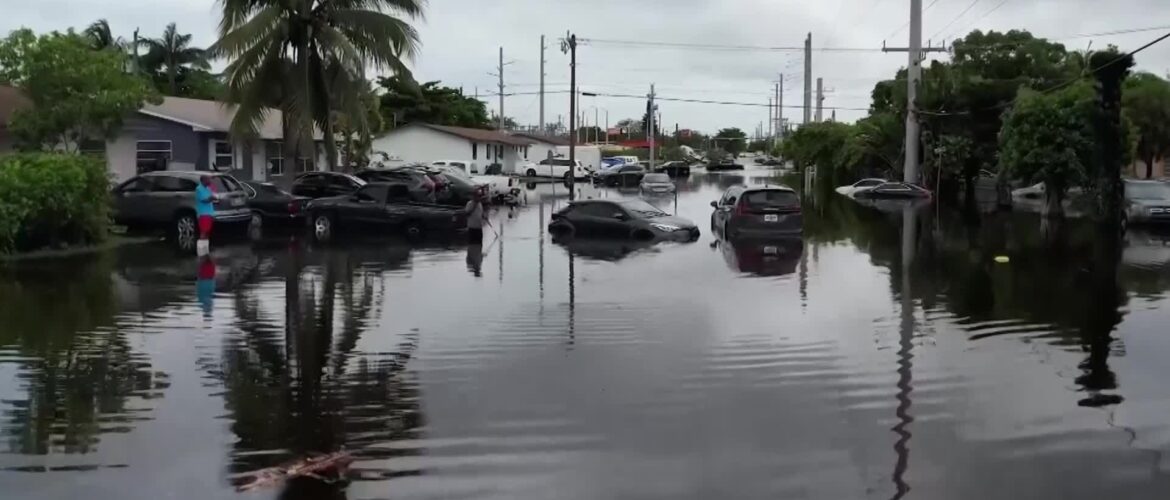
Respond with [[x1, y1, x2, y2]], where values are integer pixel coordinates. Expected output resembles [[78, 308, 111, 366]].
[[4, 168, 1170, 499]]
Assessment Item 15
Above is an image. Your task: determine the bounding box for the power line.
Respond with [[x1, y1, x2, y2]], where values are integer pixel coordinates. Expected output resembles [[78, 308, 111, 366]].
[[580, 37, 880, 53], [938, 0, 1010, 41], [929, 0, 984, 41], [586, 91, 872, 111]]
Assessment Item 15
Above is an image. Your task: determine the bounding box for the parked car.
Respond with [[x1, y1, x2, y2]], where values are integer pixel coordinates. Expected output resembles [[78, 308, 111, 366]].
[[356, 167, 436, 200], [520, 158, 590, 180], [596, 163, 646, 187], [304, 182, 468, 242], [110, 171, 253, 248], [548, 198, 699, 241], [292, 172, 366, 199], [639, 173, 676, 195], [654, 160, 691, 177], [710, 185, 802, 238], [600, 157, 625, 170], [706, 159, 745, 171], [430, 159, 480, 174], [241, 181, 309, 227], [835, 178, 887, 196], [852, 182, 932, 199], [1124, 179, 1170, 226]]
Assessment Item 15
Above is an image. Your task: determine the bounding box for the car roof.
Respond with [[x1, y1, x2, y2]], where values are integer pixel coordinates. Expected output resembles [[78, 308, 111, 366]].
[[742, 184, 796, 192], [142, 170, 221, 179]]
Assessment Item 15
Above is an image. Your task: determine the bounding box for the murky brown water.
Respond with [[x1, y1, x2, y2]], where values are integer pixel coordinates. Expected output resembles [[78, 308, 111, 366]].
[[4, 168, 1170, 499]]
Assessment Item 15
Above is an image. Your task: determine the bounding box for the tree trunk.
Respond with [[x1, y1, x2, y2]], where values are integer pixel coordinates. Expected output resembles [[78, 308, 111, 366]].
[[1042, 183, 1064, 219], [1145, 153, 1155, 179], [168, 64, 177, 96], [323, 116, 338, 172]]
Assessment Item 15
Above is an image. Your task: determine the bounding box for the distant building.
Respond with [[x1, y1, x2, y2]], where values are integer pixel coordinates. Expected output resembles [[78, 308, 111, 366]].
[[369, 123, 533, 173], [510, 132, 569, 165]]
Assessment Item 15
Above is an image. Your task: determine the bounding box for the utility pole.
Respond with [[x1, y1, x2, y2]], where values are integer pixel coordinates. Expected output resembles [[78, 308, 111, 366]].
[[768, 97, 773, 140], [882, 0, 946, 184], [648, 83, 657, 171], [815, 77, 824, 122], [594, 107, 599, 144], [497, 47, 505, 130], [132, 28, 140, 73], [803, 33, 812, 125], [775, 77, 782, 144], [562, 32, 577, 200], [539, 35, 546, 134]]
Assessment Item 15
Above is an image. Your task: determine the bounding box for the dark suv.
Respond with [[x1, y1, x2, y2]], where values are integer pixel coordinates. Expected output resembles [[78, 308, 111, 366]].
[[110, 171, 253, 247], [710, 185, 802, 237]]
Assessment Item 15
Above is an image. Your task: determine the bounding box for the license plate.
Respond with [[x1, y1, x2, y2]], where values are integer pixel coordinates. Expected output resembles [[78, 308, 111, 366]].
[[231, 198, 244, 207], [763, 245, 778, 254], [764, 214, 779, 222]]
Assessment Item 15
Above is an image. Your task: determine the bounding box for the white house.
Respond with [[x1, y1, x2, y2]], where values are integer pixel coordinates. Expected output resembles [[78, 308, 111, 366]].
[[369, 123, 533, 173]]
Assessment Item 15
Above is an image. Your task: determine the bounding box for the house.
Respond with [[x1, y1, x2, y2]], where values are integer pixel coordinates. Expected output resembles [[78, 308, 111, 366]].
[[510, 132, 569, 165], [0, 90, 324, 183], [369, 123, 533, 173]]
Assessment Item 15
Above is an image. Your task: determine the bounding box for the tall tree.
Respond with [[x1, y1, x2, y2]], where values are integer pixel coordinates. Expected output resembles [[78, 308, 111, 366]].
[[138, 23, 208, 96], [378, 75, 490, 129], [211, 0, 425, 177], [713, 127, 748, 156], [1122, 72, 1170, 179], [83, 19, 121, 51]]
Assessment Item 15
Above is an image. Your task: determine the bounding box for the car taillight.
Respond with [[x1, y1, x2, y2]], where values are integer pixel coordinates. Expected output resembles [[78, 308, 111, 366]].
[[735, 201, 748, 216], [288, 200, 299, 213]]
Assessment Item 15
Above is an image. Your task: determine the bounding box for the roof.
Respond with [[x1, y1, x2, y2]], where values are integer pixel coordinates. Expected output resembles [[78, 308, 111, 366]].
[[141, 96, 319, 140], [510, 132, 570, 146], [391, 123, 533, 146], [142, 170, 230, 179], [0, 85, 32, 129]]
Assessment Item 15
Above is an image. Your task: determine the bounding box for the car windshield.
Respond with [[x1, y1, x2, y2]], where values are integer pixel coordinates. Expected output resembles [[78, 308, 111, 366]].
[[250, 183, 289, 196], [856, 179, 884, 187], [1128, 183, 1170, 200], [617, 199, 669, 218], [643, 173, 670, 183], [742, 189, 799, 207]]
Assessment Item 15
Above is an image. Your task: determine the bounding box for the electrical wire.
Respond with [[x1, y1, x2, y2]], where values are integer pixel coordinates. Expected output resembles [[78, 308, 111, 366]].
[[930, 0, 984, 41], [584, 91, 872, 111], [580, 38, 879, 53], [937, 0, 1011, 42]]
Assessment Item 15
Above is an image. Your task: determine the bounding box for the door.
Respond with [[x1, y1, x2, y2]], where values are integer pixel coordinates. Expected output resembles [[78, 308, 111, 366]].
[[111, 176, 157, 226], [576, 202, 626, 237], [324, 175, 360, 197], [351, 185, 389, 225], [292, 174, 322, 198], [714, 189, 739, 233]]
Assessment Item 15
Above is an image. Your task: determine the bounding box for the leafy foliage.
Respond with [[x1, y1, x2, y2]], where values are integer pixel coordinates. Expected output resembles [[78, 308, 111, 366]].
[[138, 23, 210, 96], [780, 121, 862, 192], [378, 75, 489, 129], [0, 153, 111, 253], [1121, 72, 1170, 179], [0, 29, 159, 151], [713, 127, 748, 156]]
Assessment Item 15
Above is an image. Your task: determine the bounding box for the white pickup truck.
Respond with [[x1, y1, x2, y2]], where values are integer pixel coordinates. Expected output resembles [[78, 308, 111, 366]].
[[517, 158, 591, 180]]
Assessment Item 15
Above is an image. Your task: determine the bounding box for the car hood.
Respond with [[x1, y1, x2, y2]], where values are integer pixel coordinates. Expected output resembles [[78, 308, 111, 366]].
[[642, 181, 673, 186], [648, 214, 696, 228]]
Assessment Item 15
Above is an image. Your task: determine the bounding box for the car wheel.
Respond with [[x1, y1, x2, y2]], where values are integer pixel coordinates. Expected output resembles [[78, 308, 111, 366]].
[[172, 213, 197, 251], [312, 212, 334, 242], [631, 228, 655, 241], [526, 168, 537, 177]]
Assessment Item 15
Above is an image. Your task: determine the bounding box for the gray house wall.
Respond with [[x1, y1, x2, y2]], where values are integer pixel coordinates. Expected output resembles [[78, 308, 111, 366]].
[[121, 114, 201, 168]]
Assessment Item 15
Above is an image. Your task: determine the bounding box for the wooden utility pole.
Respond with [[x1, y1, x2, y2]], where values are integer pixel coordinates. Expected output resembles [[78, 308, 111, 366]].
[[803, 33, 812, 125], [497, 47, 505, 130], [648, 84, 657, 171], [562, 32, 577, 200], [815, 77, 824, 122], [539, 36, 546, 134]]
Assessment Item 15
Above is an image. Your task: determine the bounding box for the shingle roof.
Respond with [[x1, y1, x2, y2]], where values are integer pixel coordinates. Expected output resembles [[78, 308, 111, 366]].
[[510, 132, 570, 146], [0, 85, 32, 129], [142, 96, 319, 139], [408, 123, 534, 146]]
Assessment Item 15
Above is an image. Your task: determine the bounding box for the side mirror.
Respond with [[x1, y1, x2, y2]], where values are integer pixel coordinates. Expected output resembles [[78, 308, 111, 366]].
[[711, 201, 718, 208], [613, 212, 627, 220]]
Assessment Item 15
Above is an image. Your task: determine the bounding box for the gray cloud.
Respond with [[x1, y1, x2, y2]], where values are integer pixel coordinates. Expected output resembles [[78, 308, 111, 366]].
[[3, 0, 1168, 133]]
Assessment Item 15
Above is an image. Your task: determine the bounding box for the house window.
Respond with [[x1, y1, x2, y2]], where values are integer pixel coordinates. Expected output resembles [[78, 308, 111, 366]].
[[79, 139, 106, 157], [213, 140, 234, 170], [497, 145, 503, 158], [472, 142, 478, 160], [136, 140, 172, 174], [267, 141, 313, 175]]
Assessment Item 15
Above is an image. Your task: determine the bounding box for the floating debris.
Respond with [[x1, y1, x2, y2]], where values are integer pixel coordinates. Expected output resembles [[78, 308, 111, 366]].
[[234, 451, 354, 492]]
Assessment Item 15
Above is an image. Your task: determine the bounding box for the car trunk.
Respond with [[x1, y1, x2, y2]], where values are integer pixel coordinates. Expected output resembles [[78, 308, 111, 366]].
[[733, 190, 802, 232]]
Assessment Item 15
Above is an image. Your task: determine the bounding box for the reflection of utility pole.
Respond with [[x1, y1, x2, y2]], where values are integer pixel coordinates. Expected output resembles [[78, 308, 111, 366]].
[[539, 35, 546, 134], [891, 204, 918, 500], [567, 252, 576, 348]]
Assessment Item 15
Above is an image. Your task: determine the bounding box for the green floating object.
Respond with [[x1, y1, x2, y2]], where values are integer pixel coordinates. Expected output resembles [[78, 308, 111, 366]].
[[994, 255, 1010, 264]]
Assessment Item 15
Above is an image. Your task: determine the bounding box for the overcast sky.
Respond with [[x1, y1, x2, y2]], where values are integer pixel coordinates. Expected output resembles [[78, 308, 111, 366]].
[[4, 0, 1169, 134]]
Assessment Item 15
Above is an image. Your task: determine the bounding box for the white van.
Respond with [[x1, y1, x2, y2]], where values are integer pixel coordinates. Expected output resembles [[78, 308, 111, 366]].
[[431, 160, 480, 174]]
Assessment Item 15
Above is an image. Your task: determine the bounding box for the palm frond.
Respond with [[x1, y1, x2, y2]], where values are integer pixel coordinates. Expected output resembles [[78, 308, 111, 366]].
[[208, 5, 285, 59], [329, 10, 420, 65]]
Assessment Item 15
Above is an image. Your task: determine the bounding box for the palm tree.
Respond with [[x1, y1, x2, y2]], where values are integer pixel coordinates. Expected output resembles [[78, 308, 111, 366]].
[[209, 0, 424, 176], [83, 19, 121, 51], [139, 23, 209, 96]]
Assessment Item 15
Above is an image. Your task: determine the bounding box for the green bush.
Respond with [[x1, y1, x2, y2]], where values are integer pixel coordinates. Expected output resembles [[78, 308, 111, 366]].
[[0, 153, 110, 253]]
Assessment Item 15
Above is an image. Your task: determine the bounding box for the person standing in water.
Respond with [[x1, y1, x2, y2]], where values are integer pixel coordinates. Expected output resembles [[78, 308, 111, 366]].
[[465, 186, 488, 244], [196, 176, 217, 240]]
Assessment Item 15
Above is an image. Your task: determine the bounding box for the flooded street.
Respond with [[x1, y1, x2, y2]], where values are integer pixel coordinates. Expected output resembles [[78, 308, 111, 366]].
[[5, 168, 1170, 499]]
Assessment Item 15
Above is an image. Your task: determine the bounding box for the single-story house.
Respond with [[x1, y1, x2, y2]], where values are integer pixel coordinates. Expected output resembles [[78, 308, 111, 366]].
[[0, 88, 324, 183], [369, 123, 533, 173], [511, 132, 569, 164]]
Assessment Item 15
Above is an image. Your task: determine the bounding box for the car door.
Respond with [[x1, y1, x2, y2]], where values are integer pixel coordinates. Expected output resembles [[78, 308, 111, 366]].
[[351, 184, 389, 225], [715, 189, 739, 232], [292, 174, 321, 198], [324, 175, 359, 197], [111, 176, 156, 226], [578, 202, 627, 237], [145, 175, 198, 224]]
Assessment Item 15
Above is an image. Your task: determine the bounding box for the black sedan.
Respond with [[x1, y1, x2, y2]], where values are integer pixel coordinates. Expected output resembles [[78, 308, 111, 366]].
[[595, 164, 646, 187], [548, 199, 699, 241], [654, 161, 691, 178], [242, 181, 309, 228], [292, 171, 366, 199], [304, 182, 467, 242]]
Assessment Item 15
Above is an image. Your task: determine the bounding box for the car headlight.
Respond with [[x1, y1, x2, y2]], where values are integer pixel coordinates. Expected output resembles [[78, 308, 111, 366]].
[[650, 223, 680, 232]]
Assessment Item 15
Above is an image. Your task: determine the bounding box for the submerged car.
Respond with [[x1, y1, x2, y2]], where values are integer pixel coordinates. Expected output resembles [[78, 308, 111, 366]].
[[1125, 179, 1170, 226], [241, 181, 309, 228], [710, 185, 802, 238], [851, 182, 932, 199], [835, 178, 887, 196], [639, 173, 676, 195], [305, 182, 467, 241], [596, 164, 647, 187], [548, 199, 699, 241], [654, 160, 692, 178]]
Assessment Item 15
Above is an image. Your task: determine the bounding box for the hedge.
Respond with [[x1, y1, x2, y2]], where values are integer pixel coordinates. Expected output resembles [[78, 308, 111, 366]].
[[0, 153, 110, 254]]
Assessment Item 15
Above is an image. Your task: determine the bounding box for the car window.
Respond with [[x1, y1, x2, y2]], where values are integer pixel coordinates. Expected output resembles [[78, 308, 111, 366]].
[[119, 177, 156, 193], [621, 165, 641, 173], [643, 173, 670, 182], [742, 190, 799, 207], [330, 175, 359, 190], [538, 159, 551, 165], [450, 162, 466, 169], [879, 183, 912, 192], [575, 202, 618, 217], [386, 184, 412, 201], [208, 176, 235, 193], [152, 175, 198, 192], [432, 161, 447, 166], [617, 199, 668, 218], [356, 184, 388, 203], [296, 173, 322, 185], [252, 183, 289, 197], [1127, 183, 1170, 200], [857, 179, 884, 187]]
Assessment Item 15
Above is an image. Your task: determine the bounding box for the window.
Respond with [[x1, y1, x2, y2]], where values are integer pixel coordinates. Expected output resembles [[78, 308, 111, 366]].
[[207, 176, 237, 193], [329, 175, 360, 191], [356, 185, 388, 203], [119, 177, 156, 193], [577, 202, 620, 217], [523, 146, 528, 160], [496, 145, 503, 158], [472, 142, 478, 160], [742, 190, 799, 207], [538, 159, 550, 165], [136, 140, 172, 174], [152, 175, 198, 192], [213, 140, 234, 170], [267, 141, 313, 175], [79, 139, 106, 157]]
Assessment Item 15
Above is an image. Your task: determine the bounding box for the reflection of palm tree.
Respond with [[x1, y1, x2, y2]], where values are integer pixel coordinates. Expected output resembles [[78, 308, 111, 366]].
[[216, 246, 419, 495]]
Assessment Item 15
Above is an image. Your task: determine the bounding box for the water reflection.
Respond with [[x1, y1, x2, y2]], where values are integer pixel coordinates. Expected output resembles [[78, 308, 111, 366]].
[[552, 235, 659, 262], [713, 236, 803, 277]]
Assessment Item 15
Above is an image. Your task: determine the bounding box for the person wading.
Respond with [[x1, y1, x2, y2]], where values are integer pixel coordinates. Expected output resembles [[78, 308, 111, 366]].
[[465, 186, 488, 244], [196, 176, 218, 243]]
